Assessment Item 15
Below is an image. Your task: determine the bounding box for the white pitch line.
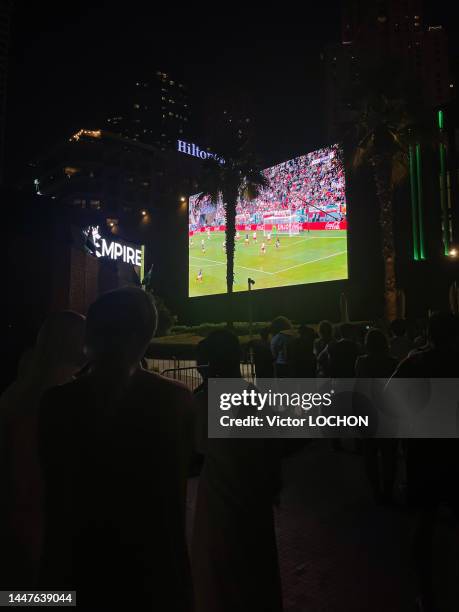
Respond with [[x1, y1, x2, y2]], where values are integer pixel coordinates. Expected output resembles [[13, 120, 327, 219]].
[[275, 250, 347, 274], [274, 237, 315, 249], [190, 256, 225, 265], [189, 264, 226, 269], [190, 255, 275, 276]]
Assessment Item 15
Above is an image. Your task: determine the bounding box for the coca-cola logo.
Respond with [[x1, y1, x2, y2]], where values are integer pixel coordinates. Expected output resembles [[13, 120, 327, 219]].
[[325, 222, 340, 230]]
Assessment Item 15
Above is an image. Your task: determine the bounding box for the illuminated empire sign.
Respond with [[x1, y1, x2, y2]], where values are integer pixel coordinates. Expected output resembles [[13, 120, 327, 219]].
[[177, 140, 225, 164], [84, 226, 142, 266]]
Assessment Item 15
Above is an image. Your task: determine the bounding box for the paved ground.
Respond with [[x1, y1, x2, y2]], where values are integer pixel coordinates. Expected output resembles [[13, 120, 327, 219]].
[[188, 441, 459, 611]]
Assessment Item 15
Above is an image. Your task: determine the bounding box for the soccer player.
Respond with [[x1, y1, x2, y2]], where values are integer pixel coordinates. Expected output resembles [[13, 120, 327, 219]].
[[245, 233, 249, 245], [201, 239, 206, 253], [190, 236, 193, 247], [253, 230, 257, 243], [267, 232, 272, 242], [197, 269, 203, 282], [222, 239, 226, 252], [207, 228, 211, 240], [275, 237, 280, 249], [236, 231, 240, 241], [261, 242, 266, 255]]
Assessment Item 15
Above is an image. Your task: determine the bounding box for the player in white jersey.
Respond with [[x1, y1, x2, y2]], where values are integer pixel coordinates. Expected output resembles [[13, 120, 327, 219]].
[[261, 242, 266, 254], [275, 237, 280, 249], [236, 231, 240, 241], [207, 228, 211, 240], [201, 239, 206, 253], [253, 231, 257, 243], [267, 232, 272, 242], [245, 233, 249, 245]]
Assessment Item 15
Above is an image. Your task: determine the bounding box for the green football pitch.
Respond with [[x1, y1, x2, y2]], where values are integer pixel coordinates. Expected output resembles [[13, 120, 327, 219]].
[[189, 230, 348, 297]]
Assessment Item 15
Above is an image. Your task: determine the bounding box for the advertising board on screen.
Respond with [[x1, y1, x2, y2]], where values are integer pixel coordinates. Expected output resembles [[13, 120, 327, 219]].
[[188, 144, 348, 297]]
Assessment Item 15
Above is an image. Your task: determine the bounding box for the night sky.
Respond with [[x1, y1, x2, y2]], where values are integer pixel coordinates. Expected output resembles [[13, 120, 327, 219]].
[[5, 1, 459, 180]]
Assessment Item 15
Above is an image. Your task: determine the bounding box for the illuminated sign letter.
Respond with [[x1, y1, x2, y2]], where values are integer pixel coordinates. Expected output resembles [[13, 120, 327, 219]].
[[126, 246, 135, 264], [101, 239, 114, 258], [135, 249, 142, 267], [114, 243, 123, 260], [177, 140, 187, 153]]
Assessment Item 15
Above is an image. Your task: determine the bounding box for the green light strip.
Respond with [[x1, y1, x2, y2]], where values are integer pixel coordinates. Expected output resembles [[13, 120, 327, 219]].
[[439, 143, 450, 255], [409, 145, 419, 260], [416, 144, 425, 259], [438, 109, 444, 130], [140, 244, 146, 284]]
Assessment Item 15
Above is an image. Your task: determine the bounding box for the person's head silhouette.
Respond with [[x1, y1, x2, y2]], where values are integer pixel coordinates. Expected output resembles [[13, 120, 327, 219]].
[[390, 318, 407, 338], [364, 328, 389, 356], [270, 316, 291, 335], [298, 325, 315, 347], [85, 287, 157, 372], [318, 320, 333, 343], [202, 330, 241, 378]]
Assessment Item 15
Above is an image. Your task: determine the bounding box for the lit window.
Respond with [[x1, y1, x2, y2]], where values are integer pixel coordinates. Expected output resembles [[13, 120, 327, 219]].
[[64, 166, 80, 177]]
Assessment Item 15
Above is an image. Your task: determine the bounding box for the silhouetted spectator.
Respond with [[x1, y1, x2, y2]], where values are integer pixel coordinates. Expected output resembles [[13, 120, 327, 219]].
[[192, 330, 282, 612], [391, 312, 459, 612], [291, 325, 316, 378], [389, 319, 413, 363], [355, 328, 397, 379], [0, 311, 86, 588], [314, 319, 333, 356], [327, 323, 360, 378], [316, 323, 337, 377], [270, 316, 293, 378], [38, 288, 194, 611], [355, 328, 398, 505], [249, 327, 274, 379], [193, 337, 214, 458], [194, 338, 210, 397], [190, 339, 210, 473]]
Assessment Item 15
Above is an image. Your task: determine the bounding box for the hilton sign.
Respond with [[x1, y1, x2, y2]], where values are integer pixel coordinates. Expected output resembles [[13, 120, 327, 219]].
[[177, 140, 225, 164]]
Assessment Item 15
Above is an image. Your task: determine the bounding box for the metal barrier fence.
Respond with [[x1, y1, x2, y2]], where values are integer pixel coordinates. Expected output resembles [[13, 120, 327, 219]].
[[161, 366, 205, 391], [159, 361, 256, 391]]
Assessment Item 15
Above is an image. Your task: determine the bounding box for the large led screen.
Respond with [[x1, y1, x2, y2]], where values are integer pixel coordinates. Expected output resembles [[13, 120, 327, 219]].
[[188, 143, 348, 297]]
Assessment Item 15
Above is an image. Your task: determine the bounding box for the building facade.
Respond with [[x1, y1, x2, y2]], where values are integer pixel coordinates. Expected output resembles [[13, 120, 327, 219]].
[[322, 0, 459, 315], [0, 0, 13, 185], [106, 70, 191, 152]]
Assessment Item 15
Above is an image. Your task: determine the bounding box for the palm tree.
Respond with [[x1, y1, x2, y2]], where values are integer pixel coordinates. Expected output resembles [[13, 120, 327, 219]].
[[197, 142, 267, 327], [342, 61, 418, 321]]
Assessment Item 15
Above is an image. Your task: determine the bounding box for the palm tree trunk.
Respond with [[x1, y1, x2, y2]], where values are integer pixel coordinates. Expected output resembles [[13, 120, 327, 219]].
[[225, 190, 238, 328], [371, 155, 398, 321]]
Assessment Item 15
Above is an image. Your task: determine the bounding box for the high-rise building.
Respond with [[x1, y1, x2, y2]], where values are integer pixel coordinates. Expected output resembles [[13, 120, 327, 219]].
[[322, 0, 458, 308], [107, 71, 191, 151], [0, 0, 13, 185], [324, 0, 452, 137]]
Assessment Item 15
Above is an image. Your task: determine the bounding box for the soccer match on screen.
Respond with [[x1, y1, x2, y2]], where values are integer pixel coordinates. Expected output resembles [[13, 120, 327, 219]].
[[188, 144, 348, 297]]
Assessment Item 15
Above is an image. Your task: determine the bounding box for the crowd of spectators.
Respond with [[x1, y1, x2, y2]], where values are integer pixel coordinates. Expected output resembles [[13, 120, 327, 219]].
[[1, 293, 457, 612], [189, 144, 347, 231]]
